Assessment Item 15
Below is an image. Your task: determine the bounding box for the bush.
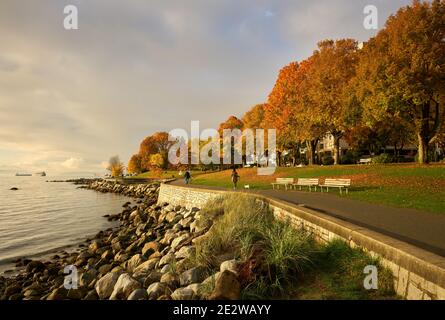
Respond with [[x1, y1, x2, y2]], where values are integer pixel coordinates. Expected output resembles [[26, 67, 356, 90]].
[[372, 153, 393, 164], [322, 156, 335, 165], [341, 150, 360, 165], [189, 195, 397, 300]]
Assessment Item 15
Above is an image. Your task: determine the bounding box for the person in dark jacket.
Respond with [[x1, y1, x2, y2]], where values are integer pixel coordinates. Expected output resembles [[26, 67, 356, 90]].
[[231, 168, 240, 190], [184, 169, 191, 184]]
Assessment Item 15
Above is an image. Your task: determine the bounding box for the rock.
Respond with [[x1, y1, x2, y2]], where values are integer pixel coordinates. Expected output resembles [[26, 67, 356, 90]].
[[143, 271, 162, 288], [186, 283, 201, 296], [101, 250, 114, 261], [171, 287, 196, 300], [159, 254, 175, 268], [25, 260, 46, 273], [179, 266, 207, 286], [89, 240, 103, 253], [114, 252, 129, 263], [10, 187, 19, 191], [171, 233, 190, 249], [209, 270, 240, 300], [4, 284, 21, 297], [79, 268, 98, 287], [47, 287, 68, 300], [132, 258, 159, 279], [95, 272, 120, 299], [127, 288, 148, 300], [146, 282, 170, 300], [110, 273, 141, 300], [160, 272, 179, 289], [67, 287, 86, 300], [125, 254, 143, 273], [141, 241, 159, 257], [98, 264, 113, 275], [84, 290, 99, 300], [220, 259, 239, 275], [175, 246, 194, 260]]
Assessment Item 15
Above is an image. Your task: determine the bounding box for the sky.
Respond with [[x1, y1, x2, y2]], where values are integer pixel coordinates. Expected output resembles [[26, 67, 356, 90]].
[[0, 0, 413, 175]]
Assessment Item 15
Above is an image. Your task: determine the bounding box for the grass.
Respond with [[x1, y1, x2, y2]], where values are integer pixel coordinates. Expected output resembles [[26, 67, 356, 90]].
[[187, 194, 398, 300], [190, 163, 445, 214]]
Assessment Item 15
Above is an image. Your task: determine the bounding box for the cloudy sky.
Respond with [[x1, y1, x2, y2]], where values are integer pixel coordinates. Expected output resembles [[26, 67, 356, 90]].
[[0, 0, 412, 175]]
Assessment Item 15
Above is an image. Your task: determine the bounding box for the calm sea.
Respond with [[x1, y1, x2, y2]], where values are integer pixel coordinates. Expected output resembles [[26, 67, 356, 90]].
[[0, 174, 132, 273]]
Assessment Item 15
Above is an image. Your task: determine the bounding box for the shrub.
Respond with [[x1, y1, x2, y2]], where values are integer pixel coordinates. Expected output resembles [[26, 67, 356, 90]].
[[322, 156, 334, 165], [372, 153, 393, 164], [341, 150, 360, 165]]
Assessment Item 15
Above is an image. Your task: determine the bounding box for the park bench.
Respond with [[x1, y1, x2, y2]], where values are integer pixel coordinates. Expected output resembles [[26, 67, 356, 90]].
[[319, 178, 351, 195], [293, 178, 319, 192], [271, 178, 294, 190], [359, 158, 372, 164]]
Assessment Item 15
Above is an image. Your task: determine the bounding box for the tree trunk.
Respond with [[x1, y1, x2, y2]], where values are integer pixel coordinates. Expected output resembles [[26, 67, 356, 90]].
[[418, 133, 429, 164], [306, 140, 317, 165], [333, 133, 342, 165]]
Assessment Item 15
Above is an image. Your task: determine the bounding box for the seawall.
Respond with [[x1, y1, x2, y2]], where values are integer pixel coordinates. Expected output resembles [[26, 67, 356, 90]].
[[157, 182, 445, 300]]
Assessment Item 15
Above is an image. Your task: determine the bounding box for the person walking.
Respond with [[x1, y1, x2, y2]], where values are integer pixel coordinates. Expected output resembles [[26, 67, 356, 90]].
[[184, 169, 191, 185], [231, 168, 240, 190]]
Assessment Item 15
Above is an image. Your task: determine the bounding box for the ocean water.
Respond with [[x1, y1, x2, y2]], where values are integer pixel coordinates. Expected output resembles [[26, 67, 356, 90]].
[[0, 174, 132, 273]]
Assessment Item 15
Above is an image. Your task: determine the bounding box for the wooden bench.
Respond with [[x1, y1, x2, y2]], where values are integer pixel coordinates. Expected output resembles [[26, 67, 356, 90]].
[[359, 158, 372, 164], [293, 178, 319, 192], [271, 178, 294, 190], [320, 179, 351, 195]]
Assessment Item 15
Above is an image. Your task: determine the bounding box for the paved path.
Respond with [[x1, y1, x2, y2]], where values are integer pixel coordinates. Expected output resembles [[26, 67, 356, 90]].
[[171, 180, 445, 257]]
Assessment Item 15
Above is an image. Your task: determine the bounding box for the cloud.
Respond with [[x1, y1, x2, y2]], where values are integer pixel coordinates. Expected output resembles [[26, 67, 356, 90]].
[[61, 157, 83, 169], [0, 0, 413, 174]]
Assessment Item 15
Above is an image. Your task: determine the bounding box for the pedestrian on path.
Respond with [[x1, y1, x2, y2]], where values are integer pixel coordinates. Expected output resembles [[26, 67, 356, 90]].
[[184, 169, 191, 185], [231, 168, 240, 190]]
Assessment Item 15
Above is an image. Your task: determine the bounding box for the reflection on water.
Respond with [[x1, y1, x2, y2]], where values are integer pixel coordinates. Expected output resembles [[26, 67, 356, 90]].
[[0, 175, 132, 273]]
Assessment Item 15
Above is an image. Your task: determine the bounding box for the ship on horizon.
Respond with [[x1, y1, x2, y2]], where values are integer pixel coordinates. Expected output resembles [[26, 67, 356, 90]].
[[15, 171, 46, 177]]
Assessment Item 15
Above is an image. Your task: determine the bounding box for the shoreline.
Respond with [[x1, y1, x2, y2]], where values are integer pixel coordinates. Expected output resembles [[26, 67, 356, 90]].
[[0, 179, 217, 300]]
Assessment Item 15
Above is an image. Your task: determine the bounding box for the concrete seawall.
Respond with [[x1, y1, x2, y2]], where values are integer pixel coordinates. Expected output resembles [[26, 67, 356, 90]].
[[158, 182, 445, 300]]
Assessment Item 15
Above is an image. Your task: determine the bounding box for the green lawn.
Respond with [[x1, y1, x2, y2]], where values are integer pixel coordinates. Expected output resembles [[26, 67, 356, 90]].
[[190, 164, 445, 214]]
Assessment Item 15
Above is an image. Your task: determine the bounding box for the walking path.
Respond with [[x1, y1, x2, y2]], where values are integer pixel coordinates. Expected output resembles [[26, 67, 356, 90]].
[[170, 180, 445, 257]]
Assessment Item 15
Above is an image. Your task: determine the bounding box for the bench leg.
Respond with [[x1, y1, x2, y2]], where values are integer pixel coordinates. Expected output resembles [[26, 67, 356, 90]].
[[340, 187, 343, 195]]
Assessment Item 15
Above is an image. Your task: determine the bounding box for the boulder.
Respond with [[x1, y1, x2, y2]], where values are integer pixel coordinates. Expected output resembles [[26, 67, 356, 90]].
[[127, 288, 148, 300], [141, 241, 159, 257], [143, 271, 163, 288], [160, 272, 179, 289], [95, 272, 120, 299], [125, 254, 143, 273], [110, 273, 141, 300], [220, 259, 239, 275], [175, 246, 194, 260], [88, 240, 103, 253], [171, 287, 196, 300], [171, 233, 190, 249], [47, 287, 68, 300], [209, 270, 240, 300], [132, 258, 159, 279], [179, 266, 207, 286], [158, 254, 175, 268], [146, 282, 170, 300]]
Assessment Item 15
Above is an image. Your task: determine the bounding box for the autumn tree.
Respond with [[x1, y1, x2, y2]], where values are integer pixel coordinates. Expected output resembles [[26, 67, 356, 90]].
[[139, 132, 174, 170], [242, 104, 266, 129], [218, 116, 244, 167], [355, 0, 445, 164], [127, 154, 142, 174], [264, 62, 301, 165], [306, 39, 360, 165], [107, 155, 125, 177]]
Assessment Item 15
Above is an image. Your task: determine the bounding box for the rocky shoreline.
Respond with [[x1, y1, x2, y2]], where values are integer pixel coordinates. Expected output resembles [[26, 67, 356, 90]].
[[0, 180, 238, 300]]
